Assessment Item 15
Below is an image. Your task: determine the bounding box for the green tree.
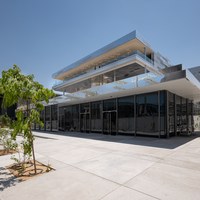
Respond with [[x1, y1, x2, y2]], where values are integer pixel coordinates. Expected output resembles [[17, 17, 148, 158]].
[[0, 65, 54, 174]]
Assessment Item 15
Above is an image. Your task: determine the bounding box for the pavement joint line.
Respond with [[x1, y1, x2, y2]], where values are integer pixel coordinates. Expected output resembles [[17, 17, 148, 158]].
[[122, 161, 157, 185], [97, 185, 122, 200], [45, 156, 123, 186], [72, 151, 114, 166], [156, 159, 200, 174], [123, 185, 161, 200]]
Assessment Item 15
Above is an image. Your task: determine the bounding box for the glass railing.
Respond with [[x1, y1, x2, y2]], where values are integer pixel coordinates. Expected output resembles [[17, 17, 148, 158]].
[[53, 51, 154, 88], [55, 72, 163, 100]]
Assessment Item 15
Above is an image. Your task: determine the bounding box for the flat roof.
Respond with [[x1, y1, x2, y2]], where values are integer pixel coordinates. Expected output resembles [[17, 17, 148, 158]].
[[52, 30, 154, 80]]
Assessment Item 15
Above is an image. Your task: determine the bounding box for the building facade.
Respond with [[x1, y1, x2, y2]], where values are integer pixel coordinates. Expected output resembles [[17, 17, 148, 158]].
[[33, 30, 200, 137]]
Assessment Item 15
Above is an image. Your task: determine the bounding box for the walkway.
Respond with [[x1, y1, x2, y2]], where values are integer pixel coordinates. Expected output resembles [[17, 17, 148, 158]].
[[1, 131, 200, 200]]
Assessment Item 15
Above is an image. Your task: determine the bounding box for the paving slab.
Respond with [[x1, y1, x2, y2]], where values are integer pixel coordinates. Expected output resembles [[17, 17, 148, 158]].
[[1, 165, 119, 200], [101, 186, 158, 200], [1, 131, 200, 200], [125, 163, 200, 200], [75, 151, 155, 184]]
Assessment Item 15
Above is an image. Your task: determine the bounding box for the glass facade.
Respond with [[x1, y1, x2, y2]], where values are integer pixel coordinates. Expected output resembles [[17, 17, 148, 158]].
[[51, 105, 58, 131], [45, 106, 51, 131], [168, 92, 175, 135], [118, 96, 134, 134], [91, 101, 102, 132], [136, 92, 159, 135], [33, 90, 193, 137]]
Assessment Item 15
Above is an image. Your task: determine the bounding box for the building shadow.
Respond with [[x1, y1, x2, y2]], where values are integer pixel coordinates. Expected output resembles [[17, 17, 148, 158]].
[[33, 130, 200, 150]]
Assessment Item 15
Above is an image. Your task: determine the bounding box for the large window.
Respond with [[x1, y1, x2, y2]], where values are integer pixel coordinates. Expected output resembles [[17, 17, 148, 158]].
[[118, 96, 134, 134], [91, 101, 102, 132], [45, 106, 51, 131], [168, 92, 175, 135], [160, 91, 166, 136], [176, 95, 181, 134], [59, 107, 65, 131], [181, 98, 187, 133], [51, 105, 58, 131], [103, 99, 116, 111], [80, 103, 90, 132], [64, 105, 80, 132], [136, 92, 159, 135]]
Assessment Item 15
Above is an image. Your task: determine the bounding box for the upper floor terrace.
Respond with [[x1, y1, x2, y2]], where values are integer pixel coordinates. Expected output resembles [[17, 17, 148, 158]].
[[52, 30, 171, 93]]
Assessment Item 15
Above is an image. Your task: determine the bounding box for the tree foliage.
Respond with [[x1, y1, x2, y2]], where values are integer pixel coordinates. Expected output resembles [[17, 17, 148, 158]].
[[0, 65, 55, 173]]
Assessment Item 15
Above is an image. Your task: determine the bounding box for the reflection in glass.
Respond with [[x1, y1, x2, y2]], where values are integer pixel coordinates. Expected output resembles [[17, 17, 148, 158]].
[[160, 91, 166, 136], [168, 92, 175, 135], [176, 96, 181, 134], [45, 106, 51, 131], [91, 101, 102, 132], [103, 111, 116, 135], [51, 105, 58, 131], [136, 92, 159, 135], [118, 96, 134, 134], [59, 107, 65, 131], [103, 99, 116, 111], [80, 103, 90, 132]]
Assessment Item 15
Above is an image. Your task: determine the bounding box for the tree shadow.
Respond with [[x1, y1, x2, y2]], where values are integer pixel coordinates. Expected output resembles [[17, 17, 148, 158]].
[[0, 167, 19, 191]]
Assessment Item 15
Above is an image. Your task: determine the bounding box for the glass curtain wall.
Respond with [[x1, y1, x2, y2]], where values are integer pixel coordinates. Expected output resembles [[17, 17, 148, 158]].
[[118, 96, 134, 134], [63, 105, 79, 132], [103, 99, 117, 135], [181, 98, 187, 133], [80, 103, 90, 132], [59, 107, 65, 131], [45, 106, 51, 131], [188, 100, 194, 132], [136, 92, 159, 135], [91, 101, 102, 132], [72, 105, 79, 131], [51, 105, 58, 131], [176, 96, 181, 135], [160, 91, 166, 136], [168, 92, 175, 135]]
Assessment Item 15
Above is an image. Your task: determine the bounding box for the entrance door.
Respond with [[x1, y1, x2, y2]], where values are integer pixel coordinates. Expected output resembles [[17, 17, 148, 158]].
[[103, 111, 117, 135], [80, 113, 90, 132]]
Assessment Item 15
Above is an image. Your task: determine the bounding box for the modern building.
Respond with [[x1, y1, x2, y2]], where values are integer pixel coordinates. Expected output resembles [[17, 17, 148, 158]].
[[35, 30, 200, 137]]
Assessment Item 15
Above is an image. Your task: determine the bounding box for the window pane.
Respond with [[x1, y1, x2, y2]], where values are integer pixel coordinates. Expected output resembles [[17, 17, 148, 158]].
[[136, 92, 158, 135], [91, 101, 102, 132], [118, 96, 134, 134]]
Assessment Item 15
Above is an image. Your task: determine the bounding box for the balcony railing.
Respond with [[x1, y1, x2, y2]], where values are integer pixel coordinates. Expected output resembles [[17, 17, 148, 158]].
[[53, 50, 154, 88]]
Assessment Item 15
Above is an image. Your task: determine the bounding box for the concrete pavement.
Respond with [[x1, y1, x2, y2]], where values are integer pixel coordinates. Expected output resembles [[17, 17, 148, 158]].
[[1, 131, 200, 200]]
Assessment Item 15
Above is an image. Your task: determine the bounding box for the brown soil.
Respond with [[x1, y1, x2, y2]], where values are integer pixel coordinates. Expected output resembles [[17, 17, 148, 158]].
[[7, 160, 54, 181], [0, 149, 16, 156]]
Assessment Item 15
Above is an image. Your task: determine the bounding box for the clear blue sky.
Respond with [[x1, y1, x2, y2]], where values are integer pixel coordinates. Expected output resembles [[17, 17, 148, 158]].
[[0, 0, 200, 88]]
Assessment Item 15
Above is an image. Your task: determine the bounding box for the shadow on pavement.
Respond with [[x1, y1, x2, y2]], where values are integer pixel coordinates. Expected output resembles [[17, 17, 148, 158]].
[[33, 130, 200, 150], [0, 167, 19, 191]]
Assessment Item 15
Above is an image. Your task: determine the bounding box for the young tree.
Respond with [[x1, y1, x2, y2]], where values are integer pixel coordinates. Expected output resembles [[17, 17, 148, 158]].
[[0, 65, 54, 174]]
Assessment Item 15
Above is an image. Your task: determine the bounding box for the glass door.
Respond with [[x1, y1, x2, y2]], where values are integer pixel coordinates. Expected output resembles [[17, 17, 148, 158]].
[[103, 111, 116, 135]]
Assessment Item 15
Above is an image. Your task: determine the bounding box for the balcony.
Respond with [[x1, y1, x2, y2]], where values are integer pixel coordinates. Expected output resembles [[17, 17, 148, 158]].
[[53, 50, 155, 91], [50, 72, 164, 105]]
